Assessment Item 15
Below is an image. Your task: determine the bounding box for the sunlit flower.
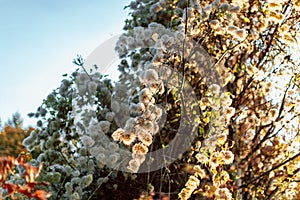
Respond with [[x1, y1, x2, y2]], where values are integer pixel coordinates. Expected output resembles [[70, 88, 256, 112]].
[[284, 188, 296, 199], [149, 80, 165, 94], [195, 153, 209, 164], [213, 170, 230, 187], [246, 65, 259, 76], [221, 150, 235, 164], [294, 1, 300, 11], [248, 31, 260, 40], [200, 97, 211, 110], [185, 175, 200, 189], [193, 165, 206, 179], [294, 100, 300, 114], [258, 162, 263, 168], [132, 153, 146, 164], [139, 88, 153, 104], [210, 20, 220, 30], [289, 182, 298, 189], [223, 107, 236, 122], [268, 109, 278, 121], [269, 11, 284, 24], [257, 20, 269, 32], [210, 152, 221, 168], [137, 129, 153, 146], [127, 159, 140, 173], [260, 116, 271, 126], [208, 84, 221, 95], [279, 24, 289, 33], [246, 114, 260, 126], [132, 143, 148, 154], [153, 105, 163, 119], [244, 129, 255, 142], [178, 188, 193, 200], [111, 128, 125, 141], [220, 93, 232, 106], [281, 33, 296, 45], [221, 71, 234, 86], [120, 132, 136, 146], [261, 82, 272, 94], [234, 29, 247, 40], [214, 187, 233, 200], [216, 132, 227, 146], [268, 2, 282, 12], [227, 26, 239, 35]]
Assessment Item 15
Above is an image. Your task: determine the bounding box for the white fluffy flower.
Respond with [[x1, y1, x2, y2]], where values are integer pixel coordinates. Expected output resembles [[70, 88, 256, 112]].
[[124, 118, 137, 133], [234, 29, 247, 40], [111, 128, 125, 141], [127, 159, 140, 173], [214, 187, 233, 200], [111, 101, 120, 113], [139, 88, 153, 104], [108, 153, 120, 165], [137, 130, 152, 146], [80, 135, 95, 147], [99, 121, 111, 134], [80, 174, 93, 189], [132, 153, 146, 164], [143, 69, 159, 84], [77, 73, 89, 84], [129, 103, 145, 117], [195, 153, 209, 164], [105, 112, 115, 122], [208, 84, 221, 95], [121, 132, 136, 146], [226, 26, 239, 35], [132, 143, 149, 154], [108, 142, 119, 152], [149, 80, 164, 94], [221, 150, 235, 164], [87, 81, 97, 94]]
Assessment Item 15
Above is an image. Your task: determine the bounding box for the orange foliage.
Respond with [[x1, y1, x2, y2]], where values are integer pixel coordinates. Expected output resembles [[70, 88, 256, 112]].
[[0, 125, 33, 157], [0, 156, 51, 200]]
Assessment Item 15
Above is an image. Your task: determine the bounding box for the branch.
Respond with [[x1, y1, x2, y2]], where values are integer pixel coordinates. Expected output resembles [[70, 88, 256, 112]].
[[239, 151, 300, 189]]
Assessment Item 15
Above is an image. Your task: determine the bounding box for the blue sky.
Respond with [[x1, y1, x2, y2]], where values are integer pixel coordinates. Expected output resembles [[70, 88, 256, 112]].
[[0, 0, 131, 127]]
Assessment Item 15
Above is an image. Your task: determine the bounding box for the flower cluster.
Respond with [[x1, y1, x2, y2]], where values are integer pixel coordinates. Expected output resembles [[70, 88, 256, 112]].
[[178, 175, 200, 200]]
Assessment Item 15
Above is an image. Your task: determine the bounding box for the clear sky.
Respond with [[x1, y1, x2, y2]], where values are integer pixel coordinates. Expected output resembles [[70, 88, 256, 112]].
[[0, 0, 131, 127]]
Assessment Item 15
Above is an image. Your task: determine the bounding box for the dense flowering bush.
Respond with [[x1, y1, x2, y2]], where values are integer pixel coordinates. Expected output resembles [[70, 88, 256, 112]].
[[1, 0, 300, 199]]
